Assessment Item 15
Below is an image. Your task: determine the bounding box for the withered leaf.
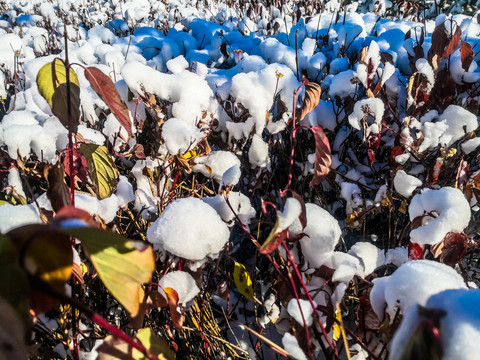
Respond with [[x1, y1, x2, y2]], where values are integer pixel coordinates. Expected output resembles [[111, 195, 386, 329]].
[[310, 126, 332, 186], [296, 81, 321, 123], [460, 40, 474, 72]]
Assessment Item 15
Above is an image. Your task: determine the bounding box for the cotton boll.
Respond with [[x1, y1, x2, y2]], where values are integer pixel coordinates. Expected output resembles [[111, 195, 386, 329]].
[[147, 198, 230, 261], [409, 187, 470, 246], [248, 134, 269, 168], [193, 151, 241, 183], [282, 333, 307, 360], [348, 242, 385, 275], [162, 118, 204, 155], [159, 271, 199, 305], [393, 170, 422, 197], [287, 298, 316, 327], [370, 260, 466, 320], [290, 203, 341, 269]]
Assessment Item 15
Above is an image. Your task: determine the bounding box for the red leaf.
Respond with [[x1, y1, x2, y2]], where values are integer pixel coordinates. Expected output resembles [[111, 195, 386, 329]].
[[310, 126, 332, 186], [367, 133, 381, 166], [430, 23, 449, 58], [440, 232, 468, 266], [440, 26, 461, 60], [260, 227, 288, 255], [291, 191, 307, 230], [84, 67, 133, 138], [460, 40, 474, 71], [164, 287, 184, 330], [408, 242, 425, 260], [63, 146, 90, 186], [429, 157, 443, 185]]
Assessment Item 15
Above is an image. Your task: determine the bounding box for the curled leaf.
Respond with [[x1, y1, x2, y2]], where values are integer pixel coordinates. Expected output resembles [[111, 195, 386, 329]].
[[297, 81, 321, 122], [460, 40, 474, 71], [440, 25, 461, 60], [84, 67, 133, 138], [310, 126, 332, 186], [36, 58, 79, 107]]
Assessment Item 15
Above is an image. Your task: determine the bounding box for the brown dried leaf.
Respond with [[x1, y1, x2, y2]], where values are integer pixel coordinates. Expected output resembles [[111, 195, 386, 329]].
[[460, 40, 474, 72], [440, 232, 468, 266], [430, 23, 449, 58], [440, 26, 461, 60], [45, 162, 70, 213], [297, 82, 321, 122], [84, 67, 132, 138], [310, 126, 332, 186]]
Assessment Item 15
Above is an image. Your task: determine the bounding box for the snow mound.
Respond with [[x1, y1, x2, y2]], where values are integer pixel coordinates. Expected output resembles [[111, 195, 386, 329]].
[[409, 187, 470, 246], [159, 271, 199, 305], [370, 260, 466, 320], [147, 197, 230, 260], [193, 151, 241, 183], [0, 203, 41, 233], [290, 203, 341, 269], [393, 170, 422, 198], [202, 192, 255, 226]]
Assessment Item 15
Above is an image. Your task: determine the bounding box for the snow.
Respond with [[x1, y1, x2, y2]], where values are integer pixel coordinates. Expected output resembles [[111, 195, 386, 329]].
[[0, 203, 42, 233], [277, 198, 302, 233], [282, 333, 307, 360], [193, 151, 241, 183], [159, 271, 199, 305], [370, 260, 467, 320], [248, 134, 269, 168], [147, 197, 230, 261], [348, 242, 385, 275], [393, 170, 423, 197], [290, 203, 342, 269], [348, 98, 385, 133], [162, 118, 204, 155], [202, 192, 255, 226], [287, 298, 316, 327], [409, 187, 471, 246], [461, 137, 480, 154], [390, 289, 480, 360]]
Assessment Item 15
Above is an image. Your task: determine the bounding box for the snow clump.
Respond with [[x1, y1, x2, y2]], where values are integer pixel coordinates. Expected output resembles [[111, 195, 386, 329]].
[[147, 197, 230, 261], [409, 187, 470, 246], [159, 271, 200, 305]]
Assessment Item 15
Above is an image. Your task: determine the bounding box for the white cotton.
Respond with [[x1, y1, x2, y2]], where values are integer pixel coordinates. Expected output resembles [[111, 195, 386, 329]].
[[409, 187, 471, 246], [158, 271, 199, 305], [393, 170, 423, 197], [287, 298, 316, 327], [370, 260, 466, 320], [390, 289, 480, 360], [290, 203, 341, 269], [282, 333, 307, 360], [248, 134, 269, 168], [277, 198, 302, 232], [147, 197, 230, 260], [202, 192, 255, 226], [193, 151, 241, 183], [162, 118, 204, 155], [384, 247, 408, 267], [348, 242, 385, 275], [0, 203, 41, 233], [461, 137, 480, 154]]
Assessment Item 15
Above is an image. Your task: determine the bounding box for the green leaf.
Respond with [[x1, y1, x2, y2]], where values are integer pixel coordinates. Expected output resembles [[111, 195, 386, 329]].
[[79, 143, 119, 200], [36, 58, 79, 107], [51, 82, 81, 133], [233, 262, 254, 301], [62, 227, 155, 317], [84, 67, 133, 138]]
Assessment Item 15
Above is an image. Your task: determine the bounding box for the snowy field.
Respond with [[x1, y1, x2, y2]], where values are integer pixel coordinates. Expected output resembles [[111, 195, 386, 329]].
[[0, 0, 479, 359]]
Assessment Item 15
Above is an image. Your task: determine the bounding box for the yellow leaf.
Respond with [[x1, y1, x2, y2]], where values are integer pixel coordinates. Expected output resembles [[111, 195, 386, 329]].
[[36, 58, 79, 107], [134, 328, 175, 360], [183, 149, 196, 160], [233, 262, 254, 301], [333, 310, 342, 341], [79, 144, 119, 200], [62, 227, 155, 317]]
